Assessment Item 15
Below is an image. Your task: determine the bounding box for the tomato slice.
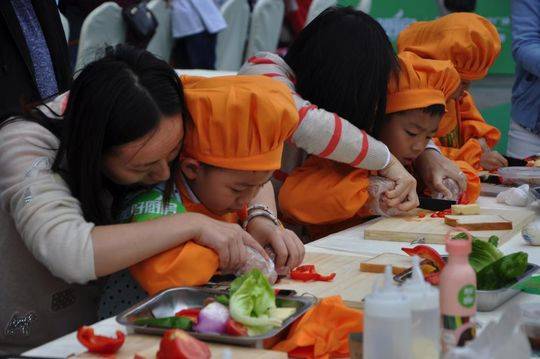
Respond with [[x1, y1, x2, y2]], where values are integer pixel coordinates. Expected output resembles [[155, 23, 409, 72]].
[[175, 308, 201, 324], [157, 329, 211, 359], [225, 319, 248, 336], [77, 326, 125, 354]]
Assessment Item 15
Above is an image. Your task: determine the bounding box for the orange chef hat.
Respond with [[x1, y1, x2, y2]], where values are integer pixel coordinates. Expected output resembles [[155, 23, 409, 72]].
[[386, 51, 461, 114], [181, 75, 298, 171], [397, 13, 501, 81]]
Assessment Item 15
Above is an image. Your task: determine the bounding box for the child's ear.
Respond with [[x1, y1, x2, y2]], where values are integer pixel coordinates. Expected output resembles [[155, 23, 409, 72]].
[[180, 158, 202, 180]]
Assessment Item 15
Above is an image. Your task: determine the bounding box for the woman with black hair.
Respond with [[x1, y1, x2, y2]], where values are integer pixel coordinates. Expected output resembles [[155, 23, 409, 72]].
[[0, 45, 298, 352], [240, 7, 468, 206]]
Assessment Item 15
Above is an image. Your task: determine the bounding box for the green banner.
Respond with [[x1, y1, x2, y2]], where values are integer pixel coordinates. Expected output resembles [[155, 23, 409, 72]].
[[475, 0, 513, 75], [370, 0, 514, 75], [370, 0, 440, 44]]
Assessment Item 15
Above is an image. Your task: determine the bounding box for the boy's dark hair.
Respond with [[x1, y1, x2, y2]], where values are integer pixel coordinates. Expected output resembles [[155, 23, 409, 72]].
[[444, 0, 477, 12], [284, 7, 399, 133], [422, 104, 446, 117]]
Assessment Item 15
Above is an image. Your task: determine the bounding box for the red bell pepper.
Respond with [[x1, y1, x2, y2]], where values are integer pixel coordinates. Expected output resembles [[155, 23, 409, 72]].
[[77, 326, 125, 354], [225, 318, 248, 336], [175, 308, 201, 324], [401, 245, 446, 271], [290, 264, 336, 282], [157, 329, 210, 359]]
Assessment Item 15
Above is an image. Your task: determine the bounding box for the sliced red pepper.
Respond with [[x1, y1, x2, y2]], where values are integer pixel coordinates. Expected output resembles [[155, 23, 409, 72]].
[[401, 245, 445, 271], [290, 264, 336, 282], [418, 212, 426, 218], [430, 213, 438, 218], [157, 329, 210, 359], [175, 308, 201, 324], [225, 318, 248, 336], [77, 326, 125, 354]]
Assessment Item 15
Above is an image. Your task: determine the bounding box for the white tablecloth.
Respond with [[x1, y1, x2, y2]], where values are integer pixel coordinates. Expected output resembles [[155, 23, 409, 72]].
[[24, 196, 540, 357]]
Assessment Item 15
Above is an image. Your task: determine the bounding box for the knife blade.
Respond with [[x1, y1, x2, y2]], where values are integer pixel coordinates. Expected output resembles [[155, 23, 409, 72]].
[[418, 196, 456, 211]]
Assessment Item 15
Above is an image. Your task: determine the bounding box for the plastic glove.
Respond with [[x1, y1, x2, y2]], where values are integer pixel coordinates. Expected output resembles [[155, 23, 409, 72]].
[[432, 178, 461, 201], [235, 246, 278, 284], [366, 176, 409, 216]]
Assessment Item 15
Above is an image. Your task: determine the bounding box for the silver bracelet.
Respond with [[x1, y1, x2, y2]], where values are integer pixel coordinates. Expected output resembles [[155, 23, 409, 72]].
[[242, 205, 280, 230]]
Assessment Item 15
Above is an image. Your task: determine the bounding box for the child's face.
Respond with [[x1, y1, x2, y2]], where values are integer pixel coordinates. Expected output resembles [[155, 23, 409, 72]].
[[378, 109, 441, 166], [181, 159, 273, 216]]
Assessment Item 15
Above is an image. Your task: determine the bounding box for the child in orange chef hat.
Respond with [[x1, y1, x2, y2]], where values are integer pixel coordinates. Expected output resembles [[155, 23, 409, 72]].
[[278, 52, 477, 239], [398, 12, 507, 171], [128, 75, 299, 295]]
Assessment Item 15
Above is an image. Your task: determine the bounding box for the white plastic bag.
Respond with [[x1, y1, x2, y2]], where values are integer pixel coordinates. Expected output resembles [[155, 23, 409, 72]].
[[496, 184, 532, 207], [444, 304, 531, 359]]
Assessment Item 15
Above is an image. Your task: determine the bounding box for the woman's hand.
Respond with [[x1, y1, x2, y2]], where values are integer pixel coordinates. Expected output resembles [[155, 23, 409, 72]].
[[187, 213, 268, 273], [247, 217, 305, 274], [378, 155, 419, 211], [413, 149, 467, 198]]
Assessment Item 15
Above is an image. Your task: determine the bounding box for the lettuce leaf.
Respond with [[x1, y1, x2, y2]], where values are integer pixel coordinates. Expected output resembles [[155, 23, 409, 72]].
[[229, 269, 282, 334]]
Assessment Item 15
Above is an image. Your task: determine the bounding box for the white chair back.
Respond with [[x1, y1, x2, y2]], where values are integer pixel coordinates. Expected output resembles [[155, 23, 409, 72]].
[[215, 0, 250, 71], [245, 0, 285, 59], [59, 11, 69, 42], [75, 2, 125, 72], [146, 0, 173, 62]]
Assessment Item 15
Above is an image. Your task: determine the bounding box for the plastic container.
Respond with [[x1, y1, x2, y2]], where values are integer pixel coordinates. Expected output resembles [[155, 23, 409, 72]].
[[401, 256, 440, 359], [497, 166, 540, 185], [439, 230, 477, 353], [364, 266, 412, 359]]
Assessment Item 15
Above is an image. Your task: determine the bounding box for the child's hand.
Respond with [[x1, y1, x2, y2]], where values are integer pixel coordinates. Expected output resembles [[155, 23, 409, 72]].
[[378, 155, 419, 211], [247, 217, 305, 274], [190, 214, 268, 272], [480, 150, 508, 170], [414, 149, 467, 199]]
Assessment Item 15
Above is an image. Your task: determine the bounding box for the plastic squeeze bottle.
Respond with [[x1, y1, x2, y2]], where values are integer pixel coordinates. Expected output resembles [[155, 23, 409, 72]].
[[401, 256, 440, 359], [364, 266, 412, 359], [439, 230, 477, 352]]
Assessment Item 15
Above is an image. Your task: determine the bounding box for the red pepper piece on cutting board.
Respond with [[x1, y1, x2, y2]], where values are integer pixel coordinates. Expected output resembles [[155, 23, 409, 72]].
[[175, 308, 201, 324], [77, 326, 125, 354], [290, 264, 336, 282], [401, 245, 446, 271], [157, 329, 211, 359]]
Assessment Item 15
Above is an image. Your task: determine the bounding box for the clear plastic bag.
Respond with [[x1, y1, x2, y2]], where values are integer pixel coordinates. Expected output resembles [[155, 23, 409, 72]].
[[432, 178, 461, 201], [444, 304, 532, 359]]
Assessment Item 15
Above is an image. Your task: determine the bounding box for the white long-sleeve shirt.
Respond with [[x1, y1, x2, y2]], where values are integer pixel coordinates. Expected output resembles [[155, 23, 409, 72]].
[[170, 0, 227, 38]]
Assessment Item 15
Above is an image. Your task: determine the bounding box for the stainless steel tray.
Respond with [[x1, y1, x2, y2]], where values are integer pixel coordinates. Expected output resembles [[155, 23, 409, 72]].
[[116, 286, 315, 348], [394, 263, 539, 312]]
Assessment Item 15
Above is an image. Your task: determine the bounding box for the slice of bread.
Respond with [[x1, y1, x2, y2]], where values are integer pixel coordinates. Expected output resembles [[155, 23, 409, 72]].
[[359, 253, 413, 275], [445, 214, 513, 230]]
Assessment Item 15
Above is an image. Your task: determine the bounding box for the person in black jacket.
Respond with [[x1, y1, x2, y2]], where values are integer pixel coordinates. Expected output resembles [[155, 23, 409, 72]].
[[0, 0, 71, 120]]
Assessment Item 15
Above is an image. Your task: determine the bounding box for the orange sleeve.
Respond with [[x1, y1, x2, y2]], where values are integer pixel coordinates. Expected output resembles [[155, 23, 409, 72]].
[[454, 160, 480, 203], [130, 241, 219, 295], [434, 138, 483, 170], [278, 156, 370, 225], [459, 92, 501, 148]]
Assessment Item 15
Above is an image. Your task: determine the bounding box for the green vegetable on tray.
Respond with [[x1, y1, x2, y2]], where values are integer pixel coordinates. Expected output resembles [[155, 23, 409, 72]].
[[454, 232, 529, 291], [134, 316, 193, 330], [477, 252, 529, 290]]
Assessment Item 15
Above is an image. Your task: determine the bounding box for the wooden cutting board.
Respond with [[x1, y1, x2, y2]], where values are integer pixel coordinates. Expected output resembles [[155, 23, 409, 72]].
[[77, 334, 286, 359], [364, 208, 534, 245], [274, 252, 381, 309]]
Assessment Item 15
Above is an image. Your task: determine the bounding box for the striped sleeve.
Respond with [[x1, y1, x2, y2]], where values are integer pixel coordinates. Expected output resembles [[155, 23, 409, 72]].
[[240, 53, 391, 170]]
